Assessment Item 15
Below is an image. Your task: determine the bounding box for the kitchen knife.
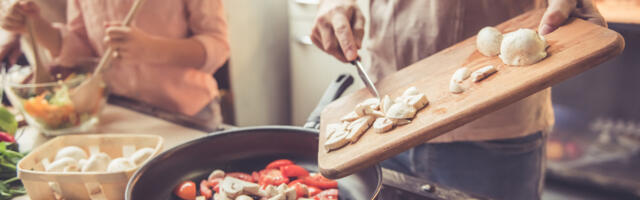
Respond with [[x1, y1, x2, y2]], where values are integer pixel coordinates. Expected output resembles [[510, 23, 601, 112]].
[[351, 59, 380, 99]]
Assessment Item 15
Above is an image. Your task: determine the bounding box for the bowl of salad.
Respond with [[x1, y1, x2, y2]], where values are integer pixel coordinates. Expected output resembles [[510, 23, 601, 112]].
[[5, 64, 108, 136]]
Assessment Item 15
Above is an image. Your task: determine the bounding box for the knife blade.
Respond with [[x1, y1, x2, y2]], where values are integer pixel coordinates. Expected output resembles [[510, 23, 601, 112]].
[[351, 59, 380, 99]]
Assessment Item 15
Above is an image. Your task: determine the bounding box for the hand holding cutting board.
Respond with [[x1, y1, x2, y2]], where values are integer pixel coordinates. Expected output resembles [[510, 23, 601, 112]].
[[316, 9, 624, 179]]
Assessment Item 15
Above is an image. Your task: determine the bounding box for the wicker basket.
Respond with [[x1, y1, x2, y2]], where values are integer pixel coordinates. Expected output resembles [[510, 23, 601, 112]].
[[17, 134, 163, 200]]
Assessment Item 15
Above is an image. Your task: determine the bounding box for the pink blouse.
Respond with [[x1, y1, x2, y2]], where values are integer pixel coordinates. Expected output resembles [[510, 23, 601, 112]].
[[53, 0, 230, 116]]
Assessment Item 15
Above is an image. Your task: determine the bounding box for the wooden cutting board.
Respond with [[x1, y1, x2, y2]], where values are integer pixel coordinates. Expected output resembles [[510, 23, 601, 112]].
[[318, 9, 625, 179]]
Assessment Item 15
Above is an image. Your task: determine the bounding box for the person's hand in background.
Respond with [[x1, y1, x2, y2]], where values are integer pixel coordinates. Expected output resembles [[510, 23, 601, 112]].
[[1, 1, 40, 34], [0, 30, 21, 65], [539, 0, 606, 35], [104, 22, 157, 62], [311, 0, 365, 62]]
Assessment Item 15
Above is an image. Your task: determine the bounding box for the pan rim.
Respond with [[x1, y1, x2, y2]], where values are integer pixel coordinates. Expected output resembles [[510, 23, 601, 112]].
[[125, 125, 382, 200]]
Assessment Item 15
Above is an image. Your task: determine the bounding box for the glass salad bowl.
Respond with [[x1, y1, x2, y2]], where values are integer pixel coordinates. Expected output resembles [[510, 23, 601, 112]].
[[5, 65, 108, 136]]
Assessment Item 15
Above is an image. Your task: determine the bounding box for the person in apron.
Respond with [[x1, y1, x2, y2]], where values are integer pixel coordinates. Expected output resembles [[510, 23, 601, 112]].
[[311, 0, 605, 199], [1, 0, 228, 131]]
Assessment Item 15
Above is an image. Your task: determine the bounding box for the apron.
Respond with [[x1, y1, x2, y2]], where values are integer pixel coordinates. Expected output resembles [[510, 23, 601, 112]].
[[367, 0, 554, 142]]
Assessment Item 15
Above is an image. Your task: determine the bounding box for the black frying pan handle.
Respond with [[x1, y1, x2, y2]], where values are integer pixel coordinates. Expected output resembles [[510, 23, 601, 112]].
[[304, 74, 354, 129]]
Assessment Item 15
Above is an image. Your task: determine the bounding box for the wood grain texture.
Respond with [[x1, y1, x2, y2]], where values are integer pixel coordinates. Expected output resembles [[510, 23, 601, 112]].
[[318, 9, 625, 179]]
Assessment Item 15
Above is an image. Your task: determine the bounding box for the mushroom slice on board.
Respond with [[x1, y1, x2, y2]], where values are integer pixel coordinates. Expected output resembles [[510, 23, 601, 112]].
[[354, 98, 380, 116], [396, 94, 429, 110], [471, 65, 498, 82], [324, 127, 350, 151], [386, 103, 417, 119], [340, 111, 359, 122], [373, 118, 394, 133], [380, 95, 393, 114], [345, 116, 375, 143]]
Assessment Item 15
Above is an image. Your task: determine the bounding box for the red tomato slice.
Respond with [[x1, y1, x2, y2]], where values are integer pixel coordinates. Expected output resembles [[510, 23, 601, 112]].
[[314, 189, 339, 200], [302, 174, 338, 189], [252, 171, 261, 182], [207, 178, 223, 193], [308, 186, 322, 197], [280, 164, 310, 178], [173, 181, 196, 200], [199, 180, 212, 199], [259, 169, 290, 186], [226, 172, 254, 182], [266, 159, 294, 169]]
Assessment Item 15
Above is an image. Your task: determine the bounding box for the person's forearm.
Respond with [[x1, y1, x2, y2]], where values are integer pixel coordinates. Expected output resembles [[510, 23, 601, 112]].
[[150, 37, 206, 68], [29, 16, 62, 56]]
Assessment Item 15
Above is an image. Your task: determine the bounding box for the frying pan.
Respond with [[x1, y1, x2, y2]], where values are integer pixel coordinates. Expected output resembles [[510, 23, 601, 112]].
[[126, 74, 383, 200]]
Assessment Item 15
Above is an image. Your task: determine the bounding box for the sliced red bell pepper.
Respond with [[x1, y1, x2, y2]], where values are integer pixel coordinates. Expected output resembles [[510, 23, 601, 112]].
[[280, 164, 309, 178], [302, 174, 338, 189], [265, 159, 294, 169], [252, 171, 261, 183], [258, 168, 289, 186]]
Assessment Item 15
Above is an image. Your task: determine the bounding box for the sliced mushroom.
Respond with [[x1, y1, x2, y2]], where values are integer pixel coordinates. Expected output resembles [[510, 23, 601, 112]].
[[220, 178, 243, 197], [396, 94, 429, 110], [449, 79, 464, 94], [370, 110, 386, 118], [340, 111, 359, 122], [345, 116, 375, 143], [381, 95, 393, 114], [324, 126, 350, 151], [220, 176, 262, 198], [385, 103, 417, 119], [402, 86, 420, 96], [471, 65, 497, 82], [373, 118, 394, 133], [285, 187, 297, 200], [451, 67, 471, 83], [208, 169, 226, 180], [354, 98, 380, 116]]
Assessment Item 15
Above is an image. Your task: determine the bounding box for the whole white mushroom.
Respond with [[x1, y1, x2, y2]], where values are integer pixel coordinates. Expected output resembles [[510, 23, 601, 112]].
[[130, 148, 155, 166], [476, 26, 503, 56], [54, 146, 87, 161], [82, 153, 111, 172], [499, 28, 548, 66], [46, 157, 79, 172], [107, 158, 136, 172]]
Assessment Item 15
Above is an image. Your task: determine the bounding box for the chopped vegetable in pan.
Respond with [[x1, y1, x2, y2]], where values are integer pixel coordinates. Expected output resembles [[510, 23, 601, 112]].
[[173, 159, 338, 200]]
